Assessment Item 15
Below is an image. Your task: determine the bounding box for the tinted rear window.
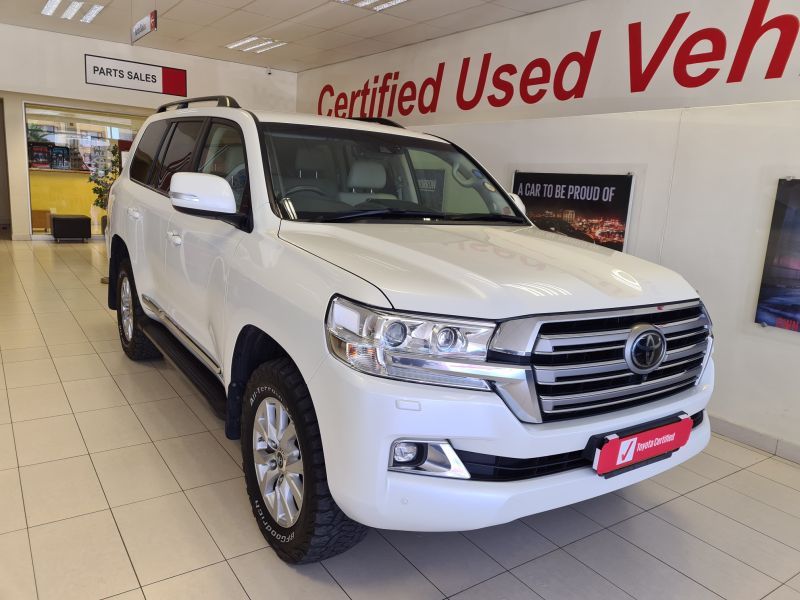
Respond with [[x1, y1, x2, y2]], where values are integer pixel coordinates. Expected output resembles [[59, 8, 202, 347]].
[[153, 120, 204, 193], [129, 120, 169, 184]]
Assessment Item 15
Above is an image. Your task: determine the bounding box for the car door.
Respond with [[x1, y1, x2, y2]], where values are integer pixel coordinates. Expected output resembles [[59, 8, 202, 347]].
[[164, 118, 251, 366]]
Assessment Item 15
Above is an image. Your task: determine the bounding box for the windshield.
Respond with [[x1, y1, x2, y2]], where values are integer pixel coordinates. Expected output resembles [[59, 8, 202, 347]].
[[261, 123, 525, 224]]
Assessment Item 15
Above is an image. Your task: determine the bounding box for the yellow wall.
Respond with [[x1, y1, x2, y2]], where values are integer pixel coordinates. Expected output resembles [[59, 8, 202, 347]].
[[29, 169, 105, 234]]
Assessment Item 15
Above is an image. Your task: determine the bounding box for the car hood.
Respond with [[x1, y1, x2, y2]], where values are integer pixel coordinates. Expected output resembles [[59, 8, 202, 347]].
[[278, 222, 698, 319]]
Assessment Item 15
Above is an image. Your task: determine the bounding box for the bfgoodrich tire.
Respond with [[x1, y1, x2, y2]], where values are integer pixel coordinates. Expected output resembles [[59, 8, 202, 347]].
[[242, 357, 367, 563], [115, 258, 161, 361]]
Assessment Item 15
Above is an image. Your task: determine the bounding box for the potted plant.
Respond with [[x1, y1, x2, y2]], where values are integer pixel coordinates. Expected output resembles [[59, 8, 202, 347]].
[[89, 144, 121, 235]]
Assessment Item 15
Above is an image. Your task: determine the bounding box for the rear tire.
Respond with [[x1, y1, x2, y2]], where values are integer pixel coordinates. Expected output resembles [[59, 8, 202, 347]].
[[241, 358, 367, 563], [115, 258, 161, 361]]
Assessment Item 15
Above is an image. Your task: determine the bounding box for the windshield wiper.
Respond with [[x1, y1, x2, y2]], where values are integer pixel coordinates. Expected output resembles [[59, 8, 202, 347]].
[[317, 209, 441, 223], [445, 213, 527, 223]]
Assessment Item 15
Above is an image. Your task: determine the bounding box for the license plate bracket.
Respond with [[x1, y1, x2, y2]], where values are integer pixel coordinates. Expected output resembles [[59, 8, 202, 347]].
[[582, 413, 693, 478]]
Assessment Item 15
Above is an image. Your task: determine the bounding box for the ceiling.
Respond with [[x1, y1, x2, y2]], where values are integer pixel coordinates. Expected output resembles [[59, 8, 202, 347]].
[[0, 0, 579, 72]]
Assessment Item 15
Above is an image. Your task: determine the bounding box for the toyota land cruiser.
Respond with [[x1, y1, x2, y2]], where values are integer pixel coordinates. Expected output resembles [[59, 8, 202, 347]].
[[106, 96, 714, 564]]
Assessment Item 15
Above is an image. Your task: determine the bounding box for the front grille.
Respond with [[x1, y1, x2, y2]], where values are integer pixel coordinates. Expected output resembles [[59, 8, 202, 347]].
[[532, 301, 711, 421], [455, 410, 705, 481]]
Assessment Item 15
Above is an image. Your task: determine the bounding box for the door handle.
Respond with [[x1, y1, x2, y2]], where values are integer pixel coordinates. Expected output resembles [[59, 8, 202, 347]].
[[127, 207, 142, 220], [167, 231, 183, 246]]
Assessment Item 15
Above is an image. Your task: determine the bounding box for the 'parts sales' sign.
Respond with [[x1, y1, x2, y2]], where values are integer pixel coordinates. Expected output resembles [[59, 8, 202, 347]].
[[298, 0, 800, 125], [85, 55, 187, 97]]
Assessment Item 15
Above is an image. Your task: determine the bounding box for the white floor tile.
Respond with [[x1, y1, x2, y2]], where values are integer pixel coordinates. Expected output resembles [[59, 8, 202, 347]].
[[210, 428, 243, 467], [566, 530, 719, 600], [653, 496, 800, 582], [453, 574, 542, 600], [463, 520, 556, 569], [4, 357, 59, 388], [48, 341, 96, 357], [682, 451, 741, 480], [614, 479, 679, 510], [99, 351, 156, 376], [156, 432, 241, 489], [381, 530, 504, 596], [0, 329, 46, 351], [8, 382, 71, 422], [652, 464, 712, 494], [62, 376, 127, 412], [185, 477, 266, 559], [92, 340, 122, 353], [230, 547, 349, 600], [13, 414, 87, 466], [0, 423, 16, 469], [113, 492, 223, 585], [142, 562, 247, 600], [612, 512, 779, 600], [790, 574, 800, 593], [107, 590, 145, 600], [571, 493, 642, 527], [53, 353, 109, 382], [511, 549, 629, 600], [324, 530, 443, 600], [764, 587, 800, 600], [92, 443, 180, 507], [113, 371, 177, 405], [0, 530, 37, 600], [522, 506, 603, 546], [0, 389, 8, 424], [182, 393, 225, 430], [719, 470, 800, 518], [75, 405, 149, 452], [0, 346, 49, 363], [706, 435, 770, 468], [133, 398, 206, 441], [29, 510, 138, 600], [749, 458, 800, 492], [20, 455, 108, 526], [0, 469, 26, 534]]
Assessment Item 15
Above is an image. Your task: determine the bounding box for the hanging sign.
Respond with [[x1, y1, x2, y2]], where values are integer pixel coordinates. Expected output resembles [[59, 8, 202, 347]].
[[85, 55, 187, 96], [131, 10, 157, 43]]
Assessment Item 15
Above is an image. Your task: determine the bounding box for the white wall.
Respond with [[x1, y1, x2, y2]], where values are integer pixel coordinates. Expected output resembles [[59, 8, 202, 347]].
[[421, 101, 800, 445], [0, 22, 297, 240]]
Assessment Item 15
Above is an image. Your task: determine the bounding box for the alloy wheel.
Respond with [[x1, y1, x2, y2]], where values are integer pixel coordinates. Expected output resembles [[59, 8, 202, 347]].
[[119, 275, 134, 342]]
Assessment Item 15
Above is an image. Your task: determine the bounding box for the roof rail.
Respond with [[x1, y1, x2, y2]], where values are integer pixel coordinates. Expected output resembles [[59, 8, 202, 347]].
[[349, 117, 405, 129], [157, 96, 240, 113]]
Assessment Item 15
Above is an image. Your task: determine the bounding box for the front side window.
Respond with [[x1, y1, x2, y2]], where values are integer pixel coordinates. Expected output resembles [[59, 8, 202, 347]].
[[198, 122, 248, 210], [262, 124, 523, 224], [153, 120, 203, 193], [130, 120, 169, 184]]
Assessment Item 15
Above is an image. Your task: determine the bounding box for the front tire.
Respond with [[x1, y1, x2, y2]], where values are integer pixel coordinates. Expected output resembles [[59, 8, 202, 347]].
[[115, 258, 161, 361], [242, 358, 367, 563]]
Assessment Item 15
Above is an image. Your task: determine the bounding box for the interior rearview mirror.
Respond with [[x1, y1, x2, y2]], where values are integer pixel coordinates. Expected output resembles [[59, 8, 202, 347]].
[[170, 172, 237, 216], [509, 193, 527, 216]]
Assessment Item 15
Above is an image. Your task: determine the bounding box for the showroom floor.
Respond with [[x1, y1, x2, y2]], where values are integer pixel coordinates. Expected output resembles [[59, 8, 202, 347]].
[[0, 240, 799, 600]]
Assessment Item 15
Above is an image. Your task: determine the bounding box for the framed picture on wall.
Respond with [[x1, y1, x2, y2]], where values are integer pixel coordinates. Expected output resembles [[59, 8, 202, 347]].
[[512, 171, 634, 251], [755, 179, 800, 333]]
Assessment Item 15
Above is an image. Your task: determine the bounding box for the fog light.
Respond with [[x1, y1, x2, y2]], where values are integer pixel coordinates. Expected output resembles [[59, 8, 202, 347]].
[[392, 441, 419, 464]]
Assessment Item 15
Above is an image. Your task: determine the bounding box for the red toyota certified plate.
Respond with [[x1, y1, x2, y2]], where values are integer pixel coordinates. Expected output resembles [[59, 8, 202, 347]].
[[592, 414, 693, 476]]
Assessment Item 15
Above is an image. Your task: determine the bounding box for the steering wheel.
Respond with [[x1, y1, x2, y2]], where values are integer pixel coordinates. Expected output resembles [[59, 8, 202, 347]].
[[284, 185, 327, 197]]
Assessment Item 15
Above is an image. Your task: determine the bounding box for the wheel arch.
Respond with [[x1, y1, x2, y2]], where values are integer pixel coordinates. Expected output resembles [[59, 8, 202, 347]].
[[107, 234, 129, 309]]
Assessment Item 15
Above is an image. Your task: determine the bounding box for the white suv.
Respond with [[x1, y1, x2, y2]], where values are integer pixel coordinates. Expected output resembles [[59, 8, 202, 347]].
[[106, 96, 714, 563]]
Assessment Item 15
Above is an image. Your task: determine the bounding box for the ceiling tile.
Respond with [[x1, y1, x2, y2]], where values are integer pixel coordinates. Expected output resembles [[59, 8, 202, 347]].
[[162, 0, 234, 26], [301, 30, 362, 50], [242, 0, 327, 21], [132, 0, 183, 17], [333, 12, 414, 37], [286, 2, 369, 29], [202, 0, 253, 8], [430, 3, 523, 32], [208, 9, 279, 34], [335, 37, 394, 58], [373, 22, 448, 46], [255, 20, 324, 42], [491, 0, 576, 13], [152, 17, 204, 40], [380, 0, 485, 22]]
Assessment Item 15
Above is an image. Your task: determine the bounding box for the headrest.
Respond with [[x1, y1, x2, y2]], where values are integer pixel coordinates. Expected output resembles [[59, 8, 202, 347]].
[[295, 147, 326, 174], [347, 160, 386, 190]]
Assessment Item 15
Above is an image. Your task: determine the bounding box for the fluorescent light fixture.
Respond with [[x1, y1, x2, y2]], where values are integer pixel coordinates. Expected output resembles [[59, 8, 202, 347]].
[[80, 4, 104, 23], [255, 41, 286, 53], [61, 1, 83, 19], [372, 0, 408, 10], [226, 36, 259, 49], [354, 0, 380, 6], [242, 40, 274, 52], [41, 0, 62, 16]]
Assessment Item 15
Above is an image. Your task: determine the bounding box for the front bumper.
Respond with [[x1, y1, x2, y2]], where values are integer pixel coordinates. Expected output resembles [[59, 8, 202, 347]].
[[307, 354, 714, 532]]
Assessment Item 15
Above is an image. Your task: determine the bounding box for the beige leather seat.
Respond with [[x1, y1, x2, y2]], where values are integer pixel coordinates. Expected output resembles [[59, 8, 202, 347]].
[[338, 160, 397, 206]]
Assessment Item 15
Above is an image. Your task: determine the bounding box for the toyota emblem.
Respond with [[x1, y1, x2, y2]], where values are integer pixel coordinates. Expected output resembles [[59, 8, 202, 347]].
[[625, 324, 667, 374]]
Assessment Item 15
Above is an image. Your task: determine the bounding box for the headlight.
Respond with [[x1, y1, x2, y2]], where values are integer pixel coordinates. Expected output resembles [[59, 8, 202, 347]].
[[325, 296, 496, 390]]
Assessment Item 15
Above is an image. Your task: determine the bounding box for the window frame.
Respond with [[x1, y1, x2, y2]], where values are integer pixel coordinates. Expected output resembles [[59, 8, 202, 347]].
[[129, 119, 171, 188]]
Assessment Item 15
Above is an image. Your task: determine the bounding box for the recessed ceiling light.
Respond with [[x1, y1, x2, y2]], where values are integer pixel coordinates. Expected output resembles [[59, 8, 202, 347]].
[[255, 41, 286, 53], [80, 4, 104, 23], [41, 0, 62, 16], [60, 1, 83, 19], [354, 0, 380, 6], [372, 0, 408, 10], [226, 36, 259, 49]]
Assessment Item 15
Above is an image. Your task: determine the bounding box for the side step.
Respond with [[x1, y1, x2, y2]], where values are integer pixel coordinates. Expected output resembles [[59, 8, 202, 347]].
[[140, 318, 227, 419]]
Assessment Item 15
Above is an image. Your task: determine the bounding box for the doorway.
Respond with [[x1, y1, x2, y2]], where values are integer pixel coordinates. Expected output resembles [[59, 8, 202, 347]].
[[0, 99, 11, 238]]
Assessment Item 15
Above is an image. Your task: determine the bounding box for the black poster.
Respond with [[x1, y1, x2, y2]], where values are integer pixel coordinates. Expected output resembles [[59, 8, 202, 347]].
[[513, 172, 634, 251], [756, 179, 800, 333]]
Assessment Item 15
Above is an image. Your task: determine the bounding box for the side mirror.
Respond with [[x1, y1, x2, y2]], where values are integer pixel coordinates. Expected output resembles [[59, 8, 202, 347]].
[[170, 172, 237, 215], [509, 193, 527, 216]]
